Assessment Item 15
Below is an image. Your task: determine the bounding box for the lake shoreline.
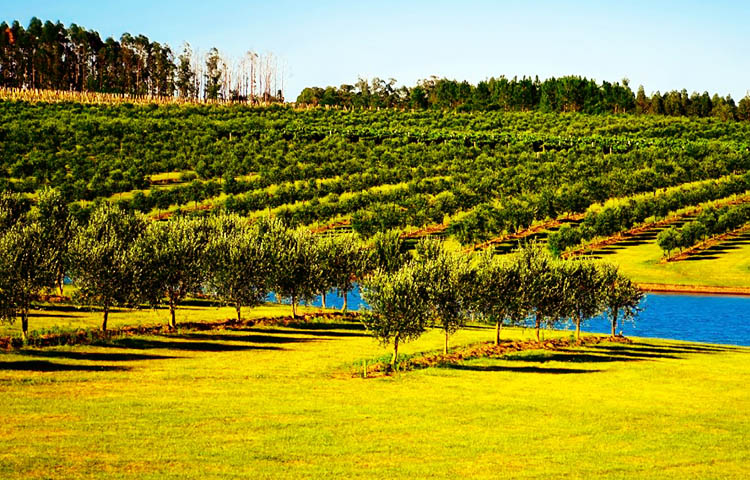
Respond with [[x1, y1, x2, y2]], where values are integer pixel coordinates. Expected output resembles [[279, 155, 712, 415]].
[[639, 283, 750, 297]]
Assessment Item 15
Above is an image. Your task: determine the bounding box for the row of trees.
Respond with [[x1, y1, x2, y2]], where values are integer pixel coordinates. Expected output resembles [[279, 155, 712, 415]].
[[547, 174, 750, 254], [362, 242, 643, 367], [0, 18, 283, 101], [0, 190, 376, 338], [297, 75, 750, 121], [1, 189, 643, 354], [657, 203, 750, 256]]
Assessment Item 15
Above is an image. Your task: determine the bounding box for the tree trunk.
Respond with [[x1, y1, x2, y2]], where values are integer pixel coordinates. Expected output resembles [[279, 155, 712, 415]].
[[236, 303, 242, 322], [444, 330, 449, 354], [535, 313, 542, 342], [291, 295, 297, 319], [576, 314, 582, 341], [495, 320, 502, 345], [611, 310, 619, 337], [57, 273, 65, 296], [21, 311, 29, 343], [341, 292, 348, 312], [169, 298, 177, 329], [391, 337, 399, 369], [321, 292, 326, 310], [102, 306, 109, 332]]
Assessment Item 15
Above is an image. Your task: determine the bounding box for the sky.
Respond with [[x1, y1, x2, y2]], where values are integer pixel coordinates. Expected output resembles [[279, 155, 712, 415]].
[[3, 0, 750, 101]]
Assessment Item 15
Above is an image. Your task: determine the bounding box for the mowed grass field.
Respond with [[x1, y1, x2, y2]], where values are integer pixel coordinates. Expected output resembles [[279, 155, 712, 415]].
[[0, 302, 318, 338], [583, 228, 750, 287], [1, 305, 749, 479]]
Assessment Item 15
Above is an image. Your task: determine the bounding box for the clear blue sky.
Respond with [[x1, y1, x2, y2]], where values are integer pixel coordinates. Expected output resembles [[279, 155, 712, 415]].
[[4, 0, 750, 100]]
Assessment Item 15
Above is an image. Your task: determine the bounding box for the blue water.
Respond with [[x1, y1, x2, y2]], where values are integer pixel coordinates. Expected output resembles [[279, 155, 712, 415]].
[[282, 287, 750, 346], [577, 293, 750, 346]]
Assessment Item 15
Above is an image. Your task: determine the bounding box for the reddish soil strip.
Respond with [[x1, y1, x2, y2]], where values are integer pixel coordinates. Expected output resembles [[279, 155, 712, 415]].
[[150, 203, 214, 221], [311, 219, 351, 234], [564, 195, 750, 259], [638, 283, 750, 296], [356, 334, 631, 378], [661, 223, 750, 263], [402, 223, 449, 239], [469, 213, 586, 252], [0, 311, 361, 351]]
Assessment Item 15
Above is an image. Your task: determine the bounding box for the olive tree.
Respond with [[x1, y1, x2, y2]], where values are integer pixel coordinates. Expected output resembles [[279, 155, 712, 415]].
[[471, 250, 524, 345], [515, 243, 568, 341], [361, 262, 430, 368], [70, 204, 146, 332], [415, 238, 471, 354], [132, 215, 210, 328], [270, 226, 324, 318], [562, 259, 605, 340], [0, 222, 52, 341], [367, 229, 409, 274], [32, 188, 76, 296], [207, 214, 274, 321], [599, 263, 644, 337], [330, 233, 369, 312]]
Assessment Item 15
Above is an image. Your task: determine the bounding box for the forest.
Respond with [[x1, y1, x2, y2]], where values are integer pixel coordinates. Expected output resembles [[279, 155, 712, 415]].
[[297, 75, 750, 121], [0, 17, 283, 101]]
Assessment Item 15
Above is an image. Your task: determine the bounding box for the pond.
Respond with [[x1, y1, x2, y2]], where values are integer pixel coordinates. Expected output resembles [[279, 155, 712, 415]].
[[295, 289, 750, 347]]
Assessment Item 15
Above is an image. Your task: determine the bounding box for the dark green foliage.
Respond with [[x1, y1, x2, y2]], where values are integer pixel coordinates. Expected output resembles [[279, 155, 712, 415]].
[[69, 203, 146, 331], [361, 261, 431, 367], [207, 214, 275, 321], [658, 203, 750, 255], [131, 215, 211, 328]]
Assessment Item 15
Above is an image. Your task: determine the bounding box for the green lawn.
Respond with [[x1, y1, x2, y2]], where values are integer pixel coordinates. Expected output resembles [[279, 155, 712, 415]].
[[1, 306, 748, 479], [0, 302, 318, 337], [583, 228, 750, 287]]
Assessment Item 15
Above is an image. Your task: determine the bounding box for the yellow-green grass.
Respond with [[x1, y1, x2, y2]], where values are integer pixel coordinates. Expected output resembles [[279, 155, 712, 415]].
[[0, 303, 321, 337], [1, 307, 748, 479], [583, 228, 750, 287]]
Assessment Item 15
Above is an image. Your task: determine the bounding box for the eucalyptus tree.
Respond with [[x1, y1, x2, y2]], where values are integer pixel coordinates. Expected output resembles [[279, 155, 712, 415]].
[[472, 250, 524, 345], [0, 221, 51, 341], [70, 203, 146, 331], [361, 262, 431, 368], [207, 214, 273, 322], [132, 215, 210, 328], [599, 264, 644, 337]]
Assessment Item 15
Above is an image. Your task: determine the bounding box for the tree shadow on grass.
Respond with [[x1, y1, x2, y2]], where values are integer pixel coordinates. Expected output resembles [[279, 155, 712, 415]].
[[17, 350, 180, 362], [170, 332, 316, 344], [271, 322, 366, 331], [502, 351, 651, 363], [441, 364, 601, 374], [97, 337, 285, 352], [588, 344, 736, 356], [0, 360, 130, 372], [28, 312, 85, 318], [244, 327, 369, 338], [684, 255, 720, 261]]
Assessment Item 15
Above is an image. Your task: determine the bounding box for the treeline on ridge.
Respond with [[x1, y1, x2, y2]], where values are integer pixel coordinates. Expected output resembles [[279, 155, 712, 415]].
[[298, 76, 750, 121], [0, 17, 283, 101]]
